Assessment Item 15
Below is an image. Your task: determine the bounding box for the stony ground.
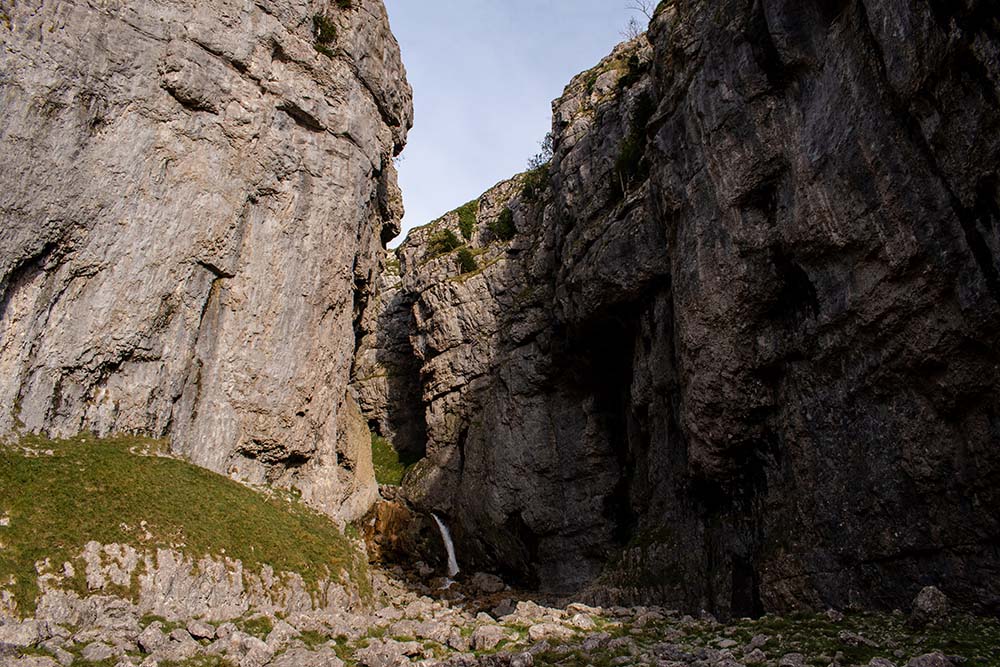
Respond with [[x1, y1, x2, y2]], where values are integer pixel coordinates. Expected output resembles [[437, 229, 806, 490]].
[[2, 571, 998, 667], [2, 438, 996, 667]]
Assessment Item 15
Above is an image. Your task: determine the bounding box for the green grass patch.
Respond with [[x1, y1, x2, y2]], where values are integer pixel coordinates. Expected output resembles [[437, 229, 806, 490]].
[[370, 434, 420, 486], [298, 629, 330, 649], [139, 614, 187, 633], [0, 434, 369, 614], [236, 615, 274, 640]]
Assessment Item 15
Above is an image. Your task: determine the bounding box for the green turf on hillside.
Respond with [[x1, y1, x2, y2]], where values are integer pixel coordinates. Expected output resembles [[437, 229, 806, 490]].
[[0, 433, 369, 613], [370, 434, 421, 486]]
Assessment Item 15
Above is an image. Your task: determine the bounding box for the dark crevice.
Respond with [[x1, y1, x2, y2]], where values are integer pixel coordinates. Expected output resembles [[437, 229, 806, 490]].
[[496, 512, 541, 589], [277, 102, 325, 132], [974, 176, 999, 235], [456, 425, 468, 472], [958, 214, 1000, 305], [281, 453, 310, 469], [196, 259, 235, 279], [162, 84, 219, 114], [737, 179, 780, 221], [768, 249, 820, 321], [747, 0, 806, 90], [691, 433, 775, 618], [926, 0, 1000, 46], [0, 242, 57, 322], [816, 0, 851, 25], [731, 552, 764, 618], [560, 305, 642, 549], [948, 43, 1000, 111], [173, 274, 224, 433], [351, 271, 370, 345], [238, 440, 314, 468], [270, 41, 291, 64]]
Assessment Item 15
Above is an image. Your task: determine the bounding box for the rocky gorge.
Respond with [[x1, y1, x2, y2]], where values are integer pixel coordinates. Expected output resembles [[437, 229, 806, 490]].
[[2, 0, 1000, 665], [356, 0, 1000, 620]]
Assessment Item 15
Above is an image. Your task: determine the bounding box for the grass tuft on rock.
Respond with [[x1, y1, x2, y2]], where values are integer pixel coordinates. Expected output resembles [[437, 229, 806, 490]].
[[0, 433, 369, 613]]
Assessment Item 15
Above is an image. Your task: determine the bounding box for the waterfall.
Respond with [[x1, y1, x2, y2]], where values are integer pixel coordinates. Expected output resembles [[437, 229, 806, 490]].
[[431, 513, 460, 578]]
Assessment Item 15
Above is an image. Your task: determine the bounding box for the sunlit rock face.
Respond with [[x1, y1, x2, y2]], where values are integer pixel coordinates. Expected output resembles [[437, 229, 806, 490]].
[[0, 0, 412, 523], [361, 0, 1000, 616]]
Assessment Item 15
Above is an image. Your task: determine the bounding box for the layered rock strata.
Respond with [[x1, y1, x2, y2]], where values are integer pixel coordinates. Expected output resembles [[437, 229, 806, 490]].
[[360, 0, 1000, 616], [0, 0, 412, 521]]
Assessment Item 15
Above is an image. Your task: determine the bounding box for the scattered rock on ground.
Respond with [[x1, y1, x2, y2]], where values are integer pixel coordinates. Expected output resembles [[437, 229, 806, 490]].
[[910, 587, 950, 628]]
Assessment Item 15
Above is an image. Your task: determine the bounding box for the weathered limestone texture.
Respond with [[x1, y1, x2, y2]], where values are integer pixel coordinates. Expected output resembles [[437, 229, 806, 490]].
[[0, 0, 412, 522], [29, 541, 363, 624], [364, 0, 1000, 616]]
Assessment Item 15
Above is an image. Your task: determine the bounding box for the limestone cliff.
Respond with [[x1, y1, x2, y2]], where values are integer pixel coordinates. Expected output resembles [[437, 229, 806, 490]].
[[361, 0, 1000, 616], [0, 0, 412, 522]]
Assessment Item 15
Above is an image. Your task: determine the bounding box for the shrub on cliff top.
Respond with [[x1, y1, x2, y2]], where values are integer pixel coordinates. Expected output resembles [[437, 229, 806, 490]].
[[618, 53, 648, 90], [489, 208, 517, 242], [427, 228, 462, 258], [521, 165, 550, 202], [527, 132, 554, 171], [456, 200, 479, 240]]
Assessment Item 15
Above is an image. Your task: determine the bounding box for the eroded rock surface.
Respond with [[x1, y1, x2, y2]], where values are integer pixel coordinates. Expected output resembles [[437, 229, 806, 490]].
[[360, 0, 1000, 616], [0, 0, 412, 521]]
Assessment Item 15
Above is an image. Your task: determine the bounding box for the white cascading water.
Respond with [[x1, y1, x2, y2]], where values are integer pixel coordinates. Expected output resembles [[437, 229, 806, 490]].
[[431, 513, 460, 579]]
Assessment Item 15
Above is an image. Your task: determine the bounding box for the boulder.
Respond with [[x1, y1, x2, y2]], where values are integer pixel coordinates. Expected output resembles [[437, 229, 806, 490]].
[[909, 587, 950, 628], [470, 573, 506, 595], [906, 653, 955, 667], [471, 625, 507, 651]]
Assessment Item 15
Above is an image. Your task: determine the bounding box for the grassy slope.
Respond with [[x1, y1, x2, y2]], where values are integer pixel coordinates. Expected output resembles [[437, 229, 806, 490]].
[[0, 434, 369, 613], [370, 434, 419, 486]]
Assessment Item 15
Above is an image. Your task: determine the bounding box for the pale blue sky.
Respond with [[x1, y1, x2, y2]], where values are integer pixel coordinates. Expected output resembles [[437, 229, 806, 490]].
[[383, 1, 644, 244]]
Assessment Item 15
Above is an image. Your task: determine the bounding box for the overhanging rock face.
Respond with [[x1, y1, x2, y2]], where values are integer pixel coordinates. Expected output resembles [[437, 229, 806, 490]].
[[0, 0, 412, 523], [361, 0, 1000, 615]]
